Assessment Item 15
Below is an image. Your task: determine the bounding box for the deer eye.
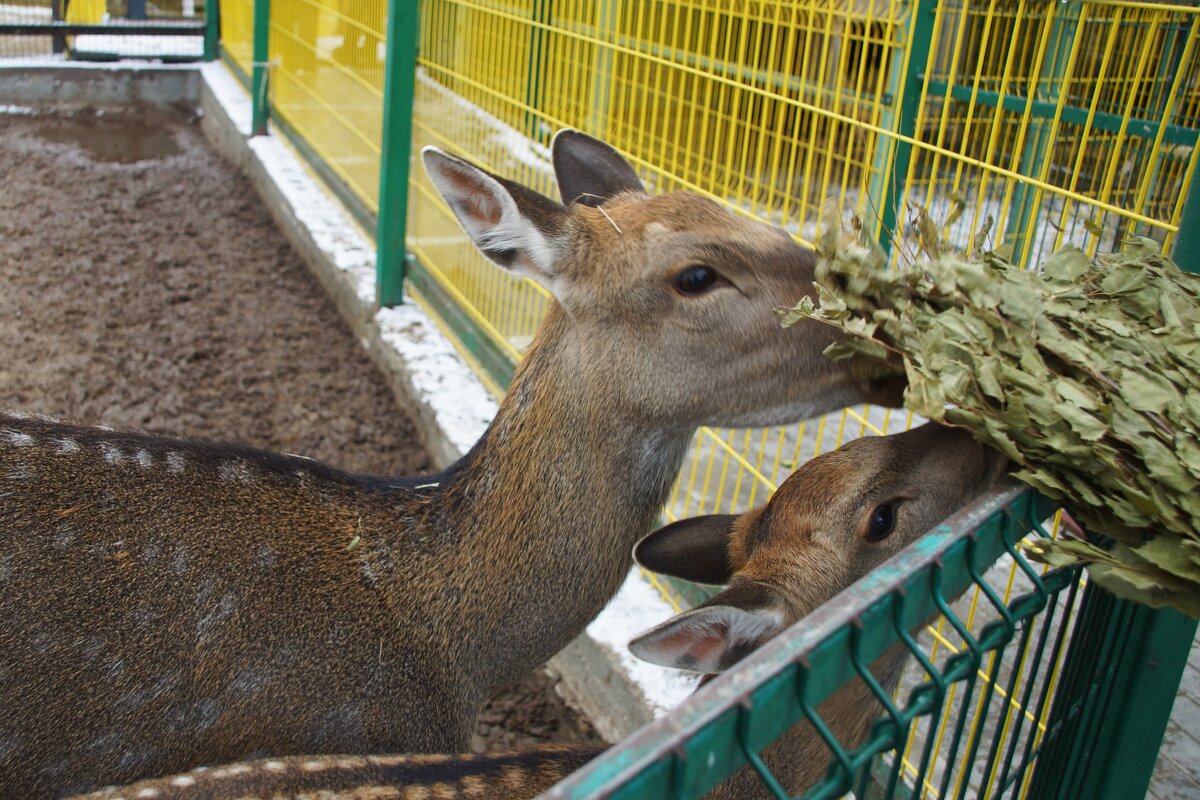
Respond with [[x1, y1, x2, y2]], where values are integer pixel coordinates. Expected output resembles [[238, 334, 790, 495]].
[[672, 265, 720, 296], [866, 502, 899, 542]]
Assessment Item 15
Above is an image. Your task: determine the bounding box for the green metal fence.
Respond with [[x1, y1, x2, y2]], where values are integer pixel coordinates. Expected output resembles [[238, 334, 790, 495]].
[[542, 487, 1189, 799]]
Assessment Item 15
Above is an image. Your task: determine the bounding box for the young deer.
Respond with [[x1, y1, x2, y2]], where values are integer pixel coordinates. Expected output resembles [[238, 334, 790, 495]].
[[0, 130, 901, 798], [72, 424, 1007, 800]]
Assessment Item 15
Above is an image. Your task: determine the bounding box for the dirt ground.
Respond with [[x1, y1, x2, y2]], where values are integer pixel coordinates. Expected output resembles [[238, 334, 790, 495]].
[[0, 102, 600, 755]]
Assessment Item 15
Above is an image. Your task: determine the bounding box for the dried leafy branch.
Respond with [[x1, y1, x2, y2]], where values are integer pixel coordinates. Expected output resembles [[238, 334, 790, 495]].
[[781, 204, 1200, 617]]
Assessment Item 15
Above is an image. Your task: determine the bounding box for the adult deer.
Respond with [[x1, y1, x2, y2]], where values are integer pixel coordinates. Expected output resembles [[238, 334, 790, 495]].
[[72, 424, 1007, 800], [1, 130, 901, 797]]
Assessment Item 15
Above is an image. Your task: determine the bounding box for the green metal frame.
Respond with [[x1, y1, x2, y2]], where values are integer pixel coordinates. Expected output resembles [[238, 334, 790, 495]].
[[1172, 164, 1200, 275], [544, 487, 1089, 800], [375, 0, 421, 307], [204, 0, 219, 61], [877, 0, 935, 255], [1027, 589, 1197, 800], [250, 0, 270, 136]]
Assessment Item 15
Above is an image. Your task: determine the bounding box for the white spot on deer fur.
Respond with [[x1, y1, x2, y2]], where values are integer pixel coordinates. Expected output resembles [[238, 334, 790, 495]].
[[264, 760, 287, 772], [166, 451, 185, 473], [170, 549, 188, 576], [136, 789, 160, 798], [170, 776, 195, 787], [100, 442, 124, 465], [54, 526, 74, 548], [53, 437, 79, 455], [1, 430, 33, 447], [135, 449, 153, 468], [5, 464, 32, 481], [218, 460, 253, 483], [302, 760, 330, 772], [197, 592, 238, 639], [255, 544, 276, 569]]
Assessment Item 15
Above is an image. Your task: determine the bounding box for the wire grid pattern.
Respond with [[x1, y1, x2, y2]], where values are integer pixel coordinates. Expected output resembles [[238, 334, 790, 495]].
[[784, 506, 1083, 800], [0, 0, 209, 59], [542, 490, 1092, 800], [221, 0, 253, 78], [267, 0, 387, 209], [903, 0, 1199, 272], [0, 0, 54, 57]]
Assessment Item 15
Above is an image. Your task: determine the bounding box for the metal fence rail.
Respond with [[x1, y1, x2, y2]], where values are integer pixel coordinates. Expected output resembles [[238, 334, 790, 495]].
[[0, 0, 216, 60], [545, 487, 1085, 799]]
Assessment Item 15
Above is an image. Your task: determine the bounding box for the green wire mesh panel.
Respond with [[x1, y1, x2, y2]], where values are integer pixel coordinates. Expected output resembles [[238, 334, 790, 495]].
[[543, 487, 1094, 800]]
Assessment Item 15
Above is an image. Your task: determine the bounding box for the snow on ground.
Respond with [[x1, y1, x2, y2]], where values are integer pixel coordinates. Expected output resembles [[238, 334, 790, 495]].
[[588, 567, 703, 716], [71, 34, 205, 59]]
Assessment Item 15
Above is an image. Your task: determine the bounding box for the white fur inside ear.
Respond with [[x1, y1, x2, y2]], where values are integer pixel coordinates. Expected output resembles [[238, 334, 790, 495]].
[[628, 605, 784, 674], [422, 149, 558, 285]]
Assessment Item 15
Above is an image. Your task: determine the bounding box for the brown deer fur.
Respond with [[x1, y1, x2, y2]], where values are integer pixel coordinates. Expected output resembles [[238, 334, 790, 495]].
[[0, 131, 901, 797], [71, 424, 1006, 800]]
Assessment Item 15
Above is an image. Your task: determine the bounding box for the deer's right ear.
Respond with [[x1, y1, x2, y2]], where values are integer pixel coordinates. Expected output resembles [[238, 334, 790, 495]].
[[422, 147, 566, 287], [552, 130, 645, 207], [633, 515, 739, 585], [629, 581, 785, 673]]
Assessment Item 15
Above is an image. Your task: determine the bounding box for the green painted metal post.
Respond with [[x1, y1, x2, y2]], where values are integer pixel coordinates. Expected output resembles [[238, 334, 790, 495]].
[[1005, 2, 1081, 264], [1172, 164, 1200, 274], [375, 0, 421, 307], [1028, 586, 1196, 799], [250, 0, 270, 136], [876, 0, 934, 255], [1076, 605, 1197, 799], [203, 0, 219, 61]]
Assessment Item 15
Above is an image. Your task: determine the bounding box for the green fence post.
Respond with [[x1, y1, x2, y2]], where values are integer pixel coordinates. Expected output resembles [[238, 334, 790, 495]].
[[876, 0, 934, 255], [1027, 586, 1198, 800], [250, 0, 270, 136], [203, 0, 219, 61], [1004, 2, 1081, 264], [375, 0, 421, 307], [1171, 166, 1200, 274]]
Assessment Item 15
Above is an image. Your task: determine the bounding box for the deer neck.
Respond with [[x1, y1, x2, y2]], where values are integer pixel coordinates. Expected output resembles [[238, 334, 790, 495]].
[[436, 307, 692, 692]]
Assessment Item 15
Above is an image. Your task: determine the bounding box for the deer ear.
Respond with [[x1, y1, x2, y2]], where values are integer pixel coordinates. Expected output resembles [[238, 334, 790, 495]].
[[629, 582, 784, 673], [633, 515, 739, 585], [422, 147, 565, 286], [551, 130, 644, 207]]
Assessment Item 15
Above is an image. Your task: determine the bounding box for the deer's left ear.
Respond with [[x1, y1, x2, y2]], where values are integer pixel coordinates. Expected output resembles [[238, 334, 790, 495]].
[[633, 515, 738, 586], [628, 581, 785, 673], [552, 129, 644, 207]]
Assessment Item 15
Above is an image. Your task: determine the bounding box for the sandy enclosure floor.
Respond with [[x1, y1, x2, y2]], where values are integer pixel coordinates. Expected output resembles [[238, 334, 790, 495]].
[[0, 102, 599, 755]]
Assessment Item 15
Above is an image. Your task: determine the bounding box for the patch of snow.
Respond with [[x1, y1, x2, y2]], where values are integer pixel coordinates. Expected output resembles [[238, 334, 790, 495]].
[[0, 55, 195, 68], [587, 568, 701, 717], [199, 60, 251, 135], [248, 130, 379, 305], [376, 303, 497, 454], [0, 105, 37, 115], [71, 35, 205, 59]]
